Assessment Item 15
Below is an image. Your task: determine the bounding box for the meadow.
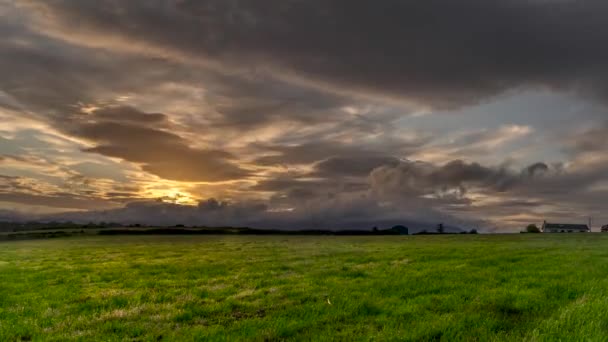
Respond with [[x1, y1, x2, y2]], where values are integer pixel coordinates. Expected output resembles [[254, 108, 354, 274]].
[[2, 234, 608, 341]]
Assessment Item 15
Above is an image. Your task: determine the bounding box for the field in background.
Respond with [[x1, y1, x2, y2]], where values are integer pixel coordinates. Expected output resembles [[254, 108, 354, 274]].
[[2, 235, 608, 341]]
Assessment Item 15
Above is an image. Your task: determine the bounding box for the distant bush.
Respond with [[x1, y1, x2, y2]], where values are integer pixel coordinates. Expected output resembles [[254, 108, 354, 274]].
[[525, 224, 541, 233]]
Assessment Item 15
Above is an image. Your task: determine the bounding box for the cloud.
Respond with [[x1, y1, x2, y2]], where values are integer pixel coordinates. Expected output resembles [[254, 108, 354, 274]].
[[254, 138, 423, 167], [91, 106, 168, 125], [372, 160, 463, 198], [411, 125, 533, 163], [0, 174, 119, 210], [0, 192, 115, 211], [369, 159, 552, 201], [11, 153, 608, 231], [312, 156, 401, 178], [524, 162, 549, 177], [74, 106, 249, 182], [39, 195, 470, 232], [18, 0, 608, 108], [47, 198, 270, 227], [4, 1, 608, 231], [562, 121, 608, 154]]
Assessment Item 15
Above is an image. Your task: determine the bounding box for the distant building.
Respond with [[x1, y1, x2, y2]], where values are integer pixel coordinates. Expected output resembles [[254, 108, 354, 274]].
[[542, 221, 590, 233], [601, 225, 608, 233]]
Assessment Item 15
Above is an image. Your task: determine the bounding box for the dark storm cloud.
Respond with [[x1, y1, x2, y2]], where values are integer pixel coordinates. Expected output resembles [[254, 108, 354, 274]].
[[49, 198, 271, 227], [0, 7, 163, 108], [0, 8, 353, 136], [252, 176, 369, 205], [247, 154, 608, 230], [524, 162, 550, 177], [205, 73, 350, 130], [43, 194, 469, 232], [251, 178, 324, 193], [369, 157, 608, 227], [25, 155, 608, 230], [19, 0, 608, 108], [369, 159, 553, 198], [92, 106, 168, 125], [74, 106, 249, 182]]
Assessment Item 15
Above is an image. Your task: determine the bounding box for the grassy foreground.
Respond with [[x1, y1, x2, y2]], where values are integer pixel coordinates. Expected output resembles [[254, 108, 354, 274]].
[[2, 235, 608, 341]]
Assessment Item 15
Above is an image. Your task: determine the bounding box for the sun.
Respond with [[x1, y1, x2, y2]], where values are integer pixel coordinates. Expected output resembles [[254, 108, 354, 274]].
[[159, 191, 197, 205], [141, 184, 198, 206]]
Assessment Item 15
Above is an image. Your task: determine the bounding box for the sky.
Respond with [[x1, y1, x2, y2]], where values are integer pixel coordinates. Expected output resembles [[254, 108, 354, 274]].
[[1, 0, 608, 232]]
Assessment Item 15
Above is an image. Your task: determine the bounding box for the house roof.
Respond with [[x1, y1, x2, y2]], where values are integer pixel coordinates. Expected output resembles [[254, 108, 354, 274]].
[[543, 223, 589, 230]]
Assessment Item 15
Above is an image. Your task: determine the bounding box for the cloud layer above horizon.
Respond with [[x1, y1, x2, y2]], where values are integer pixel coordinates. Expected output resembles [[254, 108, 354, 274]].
[[2, 0, 608, 231]]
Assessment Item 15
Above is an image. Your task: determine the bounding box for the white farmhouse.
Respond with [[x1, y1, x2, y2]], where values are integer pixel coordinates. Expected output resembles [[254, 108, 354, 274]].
[[541, 221, 590, 233]]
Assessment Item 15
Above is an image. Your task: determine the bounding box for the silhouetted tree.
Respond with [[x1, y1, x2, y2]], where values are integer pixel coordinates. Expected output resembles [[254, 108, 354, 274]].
[[390, 225, 409, 235], [437, 223, 445, 234], [525, 224, 540, 233]]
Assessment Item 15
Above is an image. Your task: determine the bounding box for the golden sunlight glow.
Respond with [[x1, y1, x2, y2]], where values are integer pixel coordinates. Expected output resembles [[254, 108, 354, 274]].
[[143, 186, 198, 205], [77, 103, 101, 114]]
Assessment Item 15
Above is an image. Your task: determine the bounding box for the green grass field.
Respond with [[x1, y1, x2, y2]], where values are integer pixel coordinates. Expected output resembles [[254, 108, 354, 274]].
[[2, 234, 608, 341]]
